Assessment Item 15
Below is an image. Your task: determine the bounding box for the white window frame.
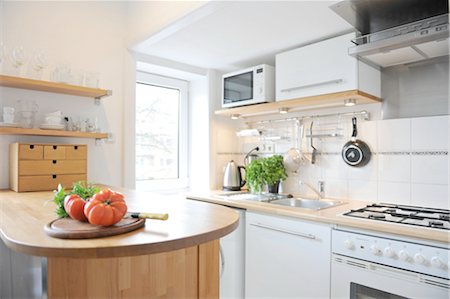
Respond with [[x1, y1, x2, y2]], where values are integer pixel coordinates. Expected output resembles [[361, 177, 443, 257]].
[[135, 71, 189, 192]]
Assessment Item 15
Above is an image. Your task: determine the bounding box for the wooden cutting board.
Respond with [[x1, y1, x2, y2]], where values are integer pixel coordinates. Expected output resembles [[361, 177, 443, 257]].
[[44, 217, 145, 239]]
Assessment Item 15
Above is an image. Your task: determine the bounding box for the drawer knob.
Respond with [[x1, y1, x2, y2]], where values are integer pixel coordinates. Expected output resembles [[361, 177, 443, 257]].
[[52, 160, 57, 164], [29, 145, 35, 149], [74, 146, 78, 150], [53, 145, 57, 150], [52, 175, 57, 179]]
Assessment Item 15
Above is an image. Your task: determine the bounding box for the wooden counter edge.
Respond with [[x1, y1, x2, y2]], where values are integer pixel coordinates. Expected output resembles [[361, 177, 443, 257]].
[[0, 216, 239, 258]]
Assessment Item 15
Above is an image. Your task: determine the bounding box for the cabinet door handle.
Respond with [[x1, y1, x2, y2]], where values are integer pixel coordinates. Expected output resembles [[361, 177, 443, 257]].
[[280, 78, 343, 93], [250, 223, 316, 240], [219, 244, 225, 279]]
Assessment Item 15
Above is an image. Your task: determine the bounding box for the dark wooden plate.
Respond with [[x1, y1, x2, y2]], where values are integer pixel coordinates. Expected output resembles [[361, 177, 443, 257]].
[[44, 217, 145, 239]]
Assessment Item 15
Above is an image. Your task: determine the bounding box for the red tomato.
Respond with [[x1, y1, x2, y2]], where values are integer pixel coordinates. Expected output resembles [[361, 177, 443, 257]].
[[83, 189, 127, 226], [64, 194, 87, 222]]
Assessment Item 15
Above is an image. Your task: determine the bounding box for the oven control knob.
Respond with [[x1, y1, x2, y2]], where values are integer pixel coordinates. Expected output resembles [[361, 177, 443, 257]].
[[431, 257, 446, 269], [344, 240, 354, 250], [414, 253, 426, 265], [384, 247, 395, 258], [399, 250, 410, 261], [370, 245, 382, 256]]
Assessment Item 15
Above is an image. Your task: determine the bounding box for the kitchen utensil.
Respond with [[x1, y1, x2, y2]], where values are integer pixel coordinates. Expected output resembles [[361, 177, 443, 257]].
[[127, 212, 169, 220], [310, 121, 317, 164], [223, 160, 246, 191], [341, 117, 371, 167], [244, 146, 259, 166]]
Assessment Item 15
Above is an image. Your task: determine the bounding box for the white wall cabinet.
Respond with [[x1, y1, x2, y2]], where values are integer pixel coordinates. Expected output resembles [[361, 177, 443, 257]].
[[245, 212, 331, 299], [276, 33, 380, 101]]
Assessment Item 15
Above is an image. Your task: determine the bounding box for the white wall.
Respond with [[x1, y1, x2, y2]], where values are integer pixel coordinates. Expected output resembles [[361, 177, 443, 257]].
[[0, 1, 202, 189]]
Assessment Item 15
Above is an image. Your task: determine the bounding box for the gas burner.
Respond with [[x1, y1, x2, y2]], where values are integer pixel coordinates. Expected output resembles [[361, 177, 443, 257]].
[[439, 214, 450, 221], [343, 203, 450, 230], [429, 221, 444, 228], [368, 213, 386, 219]]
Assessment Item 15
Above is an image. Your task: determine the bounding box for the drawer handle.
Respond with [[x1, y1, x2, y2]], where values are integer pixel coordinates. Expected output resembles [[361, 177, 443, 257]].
[[52, 160, 57, 164], [52, 175, 57, 179], [53, 145, 57, 150], [280, 78, 343, 93], [29, 145, 34, 149], [250, 223, 316, 240]]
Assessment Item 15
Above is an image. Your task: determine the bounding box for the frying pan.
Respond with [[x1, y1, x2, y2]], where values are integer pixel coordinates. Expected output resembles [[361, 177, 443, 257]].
[[342, 117, 371, 167]]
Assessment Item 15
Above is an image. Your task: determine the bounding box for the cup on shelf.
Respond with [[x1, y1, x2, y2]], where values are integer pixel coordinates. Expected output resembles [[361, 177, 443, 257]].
[[3, 106, 15, 123], [16, 99, 38, 128]]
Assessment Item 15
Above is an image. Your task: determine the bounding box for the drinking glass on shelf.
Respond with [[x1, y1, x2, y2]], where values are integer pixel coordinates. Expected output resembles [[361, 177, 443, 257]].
[[0, 44, 5, 72], [10, 46, 26, 77], [30, 50, 48, 80]]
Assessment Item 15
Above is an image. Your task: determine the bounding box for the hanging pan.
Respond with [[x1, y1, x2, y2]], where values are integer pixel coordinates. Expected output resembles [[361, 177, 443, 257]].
[[342, 117, 371, 167]]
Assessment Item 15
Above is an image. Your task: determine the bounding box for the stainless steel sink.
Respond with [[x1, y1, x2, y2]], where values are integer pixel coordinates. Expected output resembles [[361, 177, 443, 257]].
[[269, 198, 344, 210]]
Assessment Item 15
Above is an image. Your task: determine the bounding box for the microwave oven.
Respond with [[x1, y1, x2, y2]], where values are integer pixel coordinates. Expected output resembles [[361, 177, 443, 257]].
[[222, 64, 275, 108]]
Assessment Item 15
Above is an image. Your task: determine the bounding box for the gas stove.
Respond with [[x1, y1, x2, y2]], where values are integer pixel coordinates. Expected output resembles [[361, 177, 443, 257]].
[[344, 203, 450, 230]]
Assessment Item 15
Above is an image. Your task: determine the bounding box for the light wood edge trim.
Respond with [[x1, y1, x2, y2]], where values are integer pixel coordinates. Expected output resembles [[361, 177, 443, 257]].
[[9, 143, 19, 192], [0, 127, 108, 139], [1, 215, 239, 258], [0, 75, 109, 99], [214, 89, 382, 116]]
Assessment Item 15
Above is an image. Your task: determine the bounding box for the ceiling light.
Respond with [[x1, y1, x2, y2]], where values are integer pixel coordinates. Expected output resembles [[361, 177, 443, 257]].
[[230, 114, 240, 120], [344, 98, 356, 106], [279, 107, 289, 114]]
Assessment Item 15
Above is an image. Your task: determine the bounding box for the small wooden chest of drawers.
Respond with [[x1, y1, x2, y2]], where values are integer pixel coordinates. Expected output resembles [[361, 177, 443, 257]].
[[9, 143, 87, 192]]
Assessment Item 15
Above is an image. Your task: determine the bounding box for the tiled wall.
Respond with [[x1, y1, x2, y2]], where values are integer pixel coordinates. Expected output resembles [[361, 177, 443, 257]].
[[285, 115, 449, 209], [220, 115, 449, 209]]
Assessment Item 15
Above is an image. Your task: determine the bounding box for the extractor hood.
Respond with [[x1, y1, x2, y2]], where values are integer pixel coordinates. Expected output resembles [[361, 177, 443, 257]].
[[330, 0, 449, 67]]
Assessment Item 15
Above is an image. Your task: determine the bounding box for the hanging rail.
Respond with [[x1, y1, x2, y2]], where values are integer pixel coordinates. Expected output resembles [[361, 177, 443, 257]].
[[246, 110, 370, 126]]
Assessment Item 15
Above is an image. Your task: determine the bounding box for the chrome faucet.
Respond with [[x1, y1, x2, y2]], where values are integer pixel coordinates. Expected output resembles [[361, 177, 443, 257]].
[[299, 180, 324, 200]]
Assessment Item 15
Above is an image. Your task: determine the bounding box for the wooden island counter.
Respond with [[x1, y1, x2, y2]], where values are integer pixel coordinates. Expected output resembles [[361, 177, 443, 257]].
[[0, 188, 239, 298]]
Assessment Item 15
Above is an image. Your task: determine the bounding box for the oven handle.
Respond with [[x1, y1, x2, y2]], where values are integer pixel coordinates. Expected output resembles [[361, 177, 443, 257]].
[[250, 223, 316, 240]]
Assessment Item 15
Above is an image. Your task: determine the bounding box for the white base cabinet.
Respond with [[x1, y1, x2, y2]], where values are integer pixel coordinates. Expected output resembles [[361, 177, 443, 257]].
[[276, 32, 380, 101], [245, 212, 331, 299], [220, 208, 245, 299]]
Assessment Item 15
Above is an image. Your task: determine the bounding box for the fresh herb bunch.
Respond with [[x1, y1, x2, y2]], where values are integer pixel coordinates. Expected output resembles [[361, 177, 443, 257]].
[[262, 155, 288, 186], [245, 158, 265, 193], [53, 181, 100, 218]]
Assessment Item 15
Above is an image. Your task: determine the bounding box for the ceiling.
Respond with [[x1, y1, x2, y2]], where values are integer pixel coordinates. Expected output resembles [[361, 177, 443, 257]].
[[134, 1, 354, 73]]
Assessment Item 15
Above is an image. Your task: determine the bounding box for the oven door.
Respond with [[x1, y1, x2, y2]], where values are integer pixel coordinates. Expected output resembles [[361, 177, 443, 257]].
[[331, 254, 450, 299]]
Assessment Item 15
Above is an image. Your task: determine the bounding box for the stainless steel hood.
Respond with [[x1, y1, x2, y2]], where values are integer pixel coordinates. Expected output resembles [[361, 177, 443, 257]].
[[330, 0, 449, 67]]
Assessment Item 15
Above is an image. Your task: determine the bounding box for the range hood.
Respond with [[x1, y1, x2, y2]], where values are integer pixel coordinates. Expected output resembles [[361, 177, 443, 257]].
[[330, 0, 449, 67]]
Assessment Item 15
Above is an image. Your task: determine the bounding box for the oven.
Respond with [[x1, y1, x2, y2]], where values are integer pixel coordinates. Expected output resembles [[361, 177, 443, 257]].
[[331, 228, 449, 299]]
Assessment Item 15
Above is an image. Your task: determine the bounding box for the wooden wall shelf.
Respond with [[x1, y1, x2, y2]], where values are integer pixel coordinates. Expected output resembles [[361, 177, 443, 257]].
[[214, 89, 381, 118], [0, 127, 108, 139], [0, 75, 111, 99]]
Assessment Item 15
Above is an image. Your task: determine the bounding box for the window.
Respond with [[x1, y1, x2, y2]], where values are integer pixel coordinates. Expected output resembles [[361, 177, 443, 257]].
[[135, 72, 188, 191]]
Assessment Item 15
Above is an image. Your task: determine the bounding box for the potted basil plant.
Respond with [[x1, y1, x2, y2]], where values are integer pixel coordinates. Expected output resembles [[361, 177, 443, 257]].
[[245, 158, 265, 194], [262, 154, 288, 194]]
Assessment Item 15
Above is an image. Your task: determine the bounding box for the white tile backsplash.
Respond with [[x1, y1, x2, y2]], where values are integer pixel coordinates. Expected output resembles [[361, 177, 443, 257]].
[[378, 182, 411, 205], [411, 155, 449, 185], [235, 115, 448, 209], [348, 179, 378, 202], [347, 154, 378, 181], [378, 154, 411, 182], [321, 155, 348, 180], [377, 118, 411, 151], [411, 115, 449, 151], [411, 183, 449, 209]]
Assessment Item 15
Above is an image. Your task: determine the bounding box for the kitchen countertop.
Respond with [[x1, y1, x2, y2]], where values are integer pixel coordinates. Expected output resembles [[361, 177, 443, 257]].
[[0, 188, 239, 258], [186, 191, 449, 244]]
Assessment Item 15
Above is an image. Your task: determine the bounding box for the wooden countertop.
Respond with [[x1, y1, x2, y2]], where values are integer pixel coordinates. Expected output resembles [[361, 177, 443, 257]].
[[186, 191, 450, 244], [0, 188, 239, 258]]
